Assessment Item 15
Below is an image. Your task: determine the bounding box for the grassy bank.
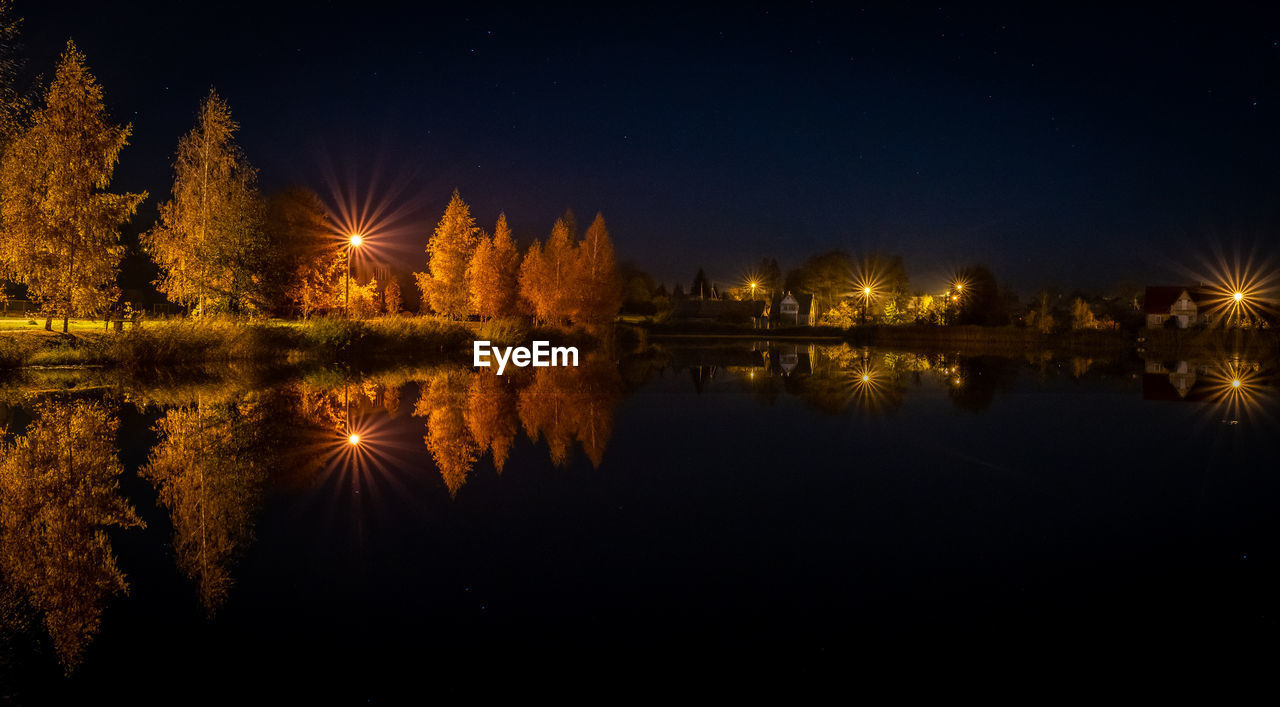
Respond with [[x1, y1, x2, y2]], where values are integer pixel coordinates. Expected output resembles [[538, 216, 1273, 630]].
[[0, 316, 543, 371]]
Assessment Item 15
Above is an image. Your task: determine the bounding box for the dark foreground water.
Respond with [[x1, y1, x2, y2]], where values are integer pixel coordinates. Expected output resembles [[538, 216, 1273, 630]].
[[1, 343, 1278, 699]]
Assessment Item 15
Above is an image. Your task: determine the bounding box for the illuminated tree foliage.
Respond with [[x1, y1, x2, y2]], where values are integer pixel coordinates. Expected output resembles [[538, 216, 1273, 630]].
[[467, 213, 520, 320], [0, 399, 143, 670], [0, 42, 145, 332], [574, 212, 622, 324], [465, 368, 519, 472], [1071, 297, 1098, 330], [144, 89, 264, 316], [0, 0, 27, 149], [517, 353, 622, 468], [337, 268, 380, 318], [415, 189, 479, 319], [141, 401, 266, 615], [383, 276, 403, 315], [519, 216, 577, 324], [413, 369, 479, 497]]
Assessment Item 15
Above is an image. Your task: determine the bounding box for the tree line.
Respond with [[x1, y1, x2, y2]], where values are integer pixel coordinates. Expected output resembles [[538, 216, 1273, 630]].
[[0, 12, 622, 329], [620, 249, 1144, 331], [415, 190, 622, 325]]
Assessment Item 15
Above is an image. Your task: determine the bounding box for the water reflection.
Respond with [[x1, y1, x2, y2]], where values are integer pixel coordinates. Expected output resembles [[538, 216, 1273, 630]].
[[0, 342, 1277, 675], [0, 399, 143, 670], [141, 398, 268, 614], [412, 351, 623, 494]]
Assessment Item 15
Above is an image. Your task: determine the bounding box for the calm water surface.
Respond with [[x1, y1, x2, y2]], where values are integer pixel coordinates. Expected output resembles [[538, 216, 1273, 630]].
[[1, 343, 1278, 698]]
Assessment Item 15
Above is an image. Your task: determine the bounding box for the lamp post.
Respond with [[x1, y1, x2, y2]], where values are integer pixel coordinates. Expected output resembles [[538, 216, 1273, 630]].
[[862, 286, 872, 325], [346, 234, 363, 316]]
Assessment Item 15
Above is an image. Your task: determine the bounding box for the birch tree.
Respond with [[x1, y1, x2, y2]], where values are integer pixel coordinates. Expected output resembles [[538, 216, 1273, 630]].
[[0, 41, 145, 331], [144, 89, 263, 317], [467, 213, 520, 320]]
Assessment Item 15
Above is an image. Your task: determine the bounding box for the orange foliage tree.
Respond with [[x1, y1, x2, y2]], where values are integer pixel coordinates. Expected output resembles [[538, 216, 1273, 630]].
[[574, 212, 622, 324], [415, 190, 479, 319], [467, 213, 520, 320]]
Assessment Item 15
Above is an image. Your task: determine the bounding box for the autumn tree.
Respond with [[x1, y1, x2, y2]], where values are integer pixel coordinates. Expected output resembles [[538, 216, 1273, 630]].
[[415, 189, 479, 319], [0, 0, 27, 149], [384, 276, 402, 315], [0, 42, 145, 332], [144, 89, 264, 317], [1071, 297, 1097, 330], [574, 212, 622, 323], [467, 213, 520, 320], [141, 401, 266, 614], [519, 216, 576, 324], [517, 240, 548, 323], [0, 399, 144, 669]]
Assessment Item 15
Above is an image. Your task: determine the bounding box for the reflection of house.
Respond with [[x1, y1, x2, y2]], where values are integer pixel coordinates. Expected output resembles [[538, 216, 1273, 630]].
[[767, 344, 811, 377], [769, 292, 816, 327], [1141, 360, 1211, 401], [1144, 286, 1214, 329]]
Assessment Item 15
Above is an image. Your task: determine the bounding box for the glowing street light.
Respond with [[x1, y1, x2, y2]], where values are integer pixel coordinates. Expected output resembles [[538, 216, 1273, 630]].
[[348, 433, 361, 446], [346, 234, 363, 316]]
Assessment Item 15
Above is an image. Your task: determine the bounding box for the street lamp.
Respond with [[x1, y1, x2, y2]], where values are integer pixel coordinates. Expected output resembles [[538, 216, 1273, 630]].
[[346, 234, 363, 316], [862, 286, 872, 324]]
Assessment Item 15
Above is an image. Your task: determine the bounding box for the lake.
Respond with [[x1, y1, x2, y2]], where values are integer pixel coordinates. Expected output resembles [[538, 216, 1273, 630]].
[[1, 341, 1278, 699]]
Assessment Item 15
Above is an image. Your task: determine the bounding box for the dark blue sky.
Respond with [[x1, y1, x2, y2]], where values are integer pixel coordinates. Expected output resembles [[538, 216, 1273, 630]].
[[17, 1, 1280, 295]]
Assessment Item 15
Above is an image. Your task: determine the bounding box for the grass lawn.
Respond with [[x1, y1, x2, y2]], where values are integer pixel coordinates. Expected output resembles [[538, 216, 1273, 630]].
[[0, 317, 123, 332]]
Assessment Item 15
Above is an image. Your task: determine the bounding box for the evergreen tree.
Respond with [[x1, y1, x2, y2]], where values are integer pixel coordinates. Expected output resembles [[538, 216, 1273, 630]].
[[415, 189, 479, 318], [0, 41, 145, 331]]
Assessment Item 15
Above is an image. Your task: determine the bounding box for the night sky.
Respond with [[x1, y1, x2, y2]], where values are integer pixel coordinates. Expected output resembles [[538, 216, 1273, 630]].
[[15, 2, 1280, 295]]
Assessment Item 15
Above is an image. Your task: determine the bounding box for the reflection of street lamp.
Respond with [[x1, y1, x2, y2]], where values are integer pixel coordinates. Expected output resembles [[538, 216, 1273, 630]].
[[346, 234, 363, 316]]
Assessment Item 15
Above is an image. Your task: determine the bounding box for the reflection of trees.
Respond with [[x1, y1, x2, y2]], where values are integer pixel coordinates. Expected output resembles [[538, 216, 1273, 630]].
[[466, 370, 518, 473], [946, 356, 1018, 412], [414, 370, 479, 498], [0, 399, 143, 670], [411, 355, 624, 495], [141, 399, 267, 615], [517, 354, 622, 469], [795, 345, 908, 415]]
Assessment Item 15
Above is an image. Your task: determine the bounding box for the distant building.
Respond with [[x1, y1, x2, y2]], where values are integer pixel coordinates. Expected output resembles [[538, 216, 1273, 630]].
[[1144, 286, 1215, 329], [769, 292, 816, 327]]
